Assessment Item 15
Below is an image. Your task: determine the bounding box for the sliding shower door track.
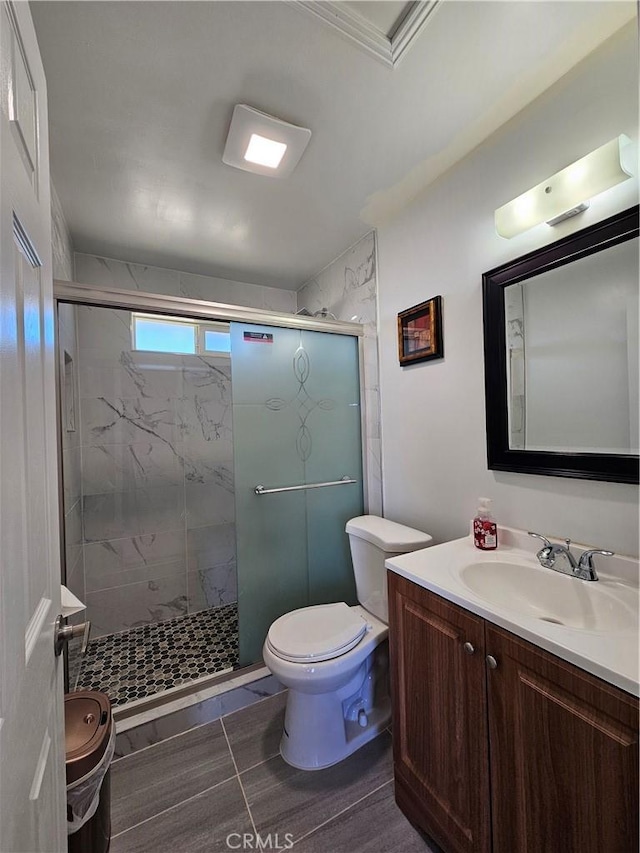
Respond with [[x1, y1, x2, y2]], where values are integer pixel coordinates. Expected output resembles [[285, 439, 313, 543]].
[[114, 662, 270, 731], [54, 280, 363, 337]]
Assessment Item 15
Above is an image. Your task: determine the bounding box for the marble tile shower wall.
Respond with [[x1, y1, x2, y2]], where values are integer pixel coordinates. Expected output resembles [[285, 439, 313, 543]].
[[74, 253, 297, 313], [70, 244, 382, 631], [77, 305, 237, 636], [71, 253, 295, 637], [297, 231, 382, 516]]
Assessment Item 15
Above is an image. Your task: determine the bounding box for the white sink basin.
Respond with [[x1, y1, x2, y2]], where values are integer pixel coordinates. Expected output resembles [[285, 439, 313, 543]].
[[386, 526, 640, 695], [459, 561, 638, 632]]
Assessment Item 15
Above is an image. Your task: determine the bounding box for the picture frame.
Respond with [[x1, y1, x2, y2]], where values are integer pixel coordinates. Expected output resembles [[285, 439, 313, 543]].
[[397, 295, 443, 366]]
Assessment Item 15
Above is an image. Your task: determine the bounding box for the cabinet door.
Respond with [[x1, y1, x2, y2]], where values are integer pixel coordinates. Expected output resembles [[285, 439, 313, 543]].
[[486, 624, 639, 853], [388, 573, 491, 853]]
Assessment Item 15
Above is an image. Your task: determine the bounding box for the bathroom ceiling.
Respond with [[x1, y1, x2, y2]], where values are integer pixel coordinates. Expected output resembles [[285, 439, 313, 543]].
[[30, 1, 634, 289]]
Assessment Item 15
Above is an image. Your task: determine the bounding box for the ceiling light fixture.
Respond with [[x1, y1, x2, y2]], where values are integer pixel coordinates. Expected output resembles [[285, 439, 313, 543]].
[[495, 135, 636, 239], [223, 104, 311, 178], [244, 134, 287, 169]]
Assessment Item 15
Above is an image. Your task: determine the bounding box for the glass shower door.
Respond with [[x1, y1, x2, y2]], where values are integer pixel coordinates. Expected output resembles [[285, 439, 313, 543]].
[[231, 323, 363, 664]]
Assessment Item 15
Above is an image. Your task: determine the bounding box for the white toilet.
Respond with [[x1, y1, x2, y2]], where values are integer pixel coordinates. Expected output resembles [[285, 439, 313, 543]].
[[263, 515, 432, 770]]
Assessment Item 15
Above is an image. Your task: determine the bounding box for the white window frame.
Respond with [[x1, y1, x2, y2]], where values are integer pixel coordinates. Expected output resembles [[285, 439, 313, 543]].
[[198, 321, 231, 357]]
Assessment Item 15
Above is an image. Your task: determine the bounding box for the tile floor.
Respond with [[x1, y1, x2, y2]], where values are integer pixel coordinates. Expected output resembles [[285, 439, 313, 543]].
[[76, 604, 238, 705], [109, 691, 441, 853]]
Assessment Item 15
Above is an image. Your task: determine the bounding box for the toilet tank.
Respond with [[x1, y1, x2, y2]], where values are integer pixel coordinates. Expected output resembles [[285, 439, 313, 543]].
[[345, 516, 432, 623]]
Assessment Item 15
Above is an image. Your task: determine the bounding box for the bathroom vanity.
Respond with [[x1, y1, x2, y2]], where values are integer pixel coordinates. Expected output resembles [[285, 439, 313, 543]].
[[386, 528, 639, 853]]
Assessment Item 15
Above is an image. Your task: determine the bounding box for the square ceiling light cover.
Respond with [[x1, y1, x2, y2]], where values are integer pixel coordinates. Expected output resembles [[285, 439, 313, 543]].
[[222, 104, 312, 178]]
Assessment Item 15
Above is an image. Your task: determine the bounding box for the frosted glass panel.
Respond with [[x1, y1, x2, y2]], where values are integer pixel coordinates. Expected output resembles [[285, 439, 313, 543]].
[[231, 323, 363, 664]]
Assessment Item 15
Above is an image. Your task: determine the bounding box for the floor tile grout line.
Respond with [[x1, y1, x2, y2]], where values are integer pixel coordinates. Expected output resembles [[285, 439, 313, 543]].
[[220, 689, 287, 726], [237, 750, 281, 777], [110, 773, 235, 840], [221, 716, 258, 837], [111, 690, 286, 764], [291, 778, 394, 847], [111, 718, 227, 764]]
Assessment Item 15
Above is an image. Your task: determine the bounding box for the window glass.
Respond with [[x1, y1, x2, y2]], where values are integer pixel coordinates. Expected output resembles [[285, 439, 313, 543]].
[[203, 329, 231, 354], [134, 317, 196, 354]]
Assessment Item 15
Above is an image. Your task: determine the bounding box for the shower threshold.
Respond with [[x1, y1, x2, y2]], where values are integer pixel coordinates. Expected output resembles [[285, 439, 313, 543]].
[[74, 603, 239, 707]]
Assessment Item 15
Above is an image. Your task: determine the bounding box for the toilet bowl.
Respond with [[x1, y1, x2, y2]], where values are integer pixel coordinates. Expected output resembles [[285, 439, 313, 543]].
[[263, 515, 432, 770]]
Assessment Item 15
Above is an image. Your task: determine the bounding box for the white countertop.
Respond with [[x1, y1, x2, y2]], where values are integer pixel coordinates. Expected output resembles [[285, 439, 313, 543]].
[[385, 526, 639, 697]]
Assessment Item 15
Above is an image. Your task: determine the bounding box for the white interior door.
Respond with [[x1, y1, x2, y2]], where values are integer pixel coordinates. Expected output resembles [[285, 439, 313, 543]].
[[0, 3, 66, 851]]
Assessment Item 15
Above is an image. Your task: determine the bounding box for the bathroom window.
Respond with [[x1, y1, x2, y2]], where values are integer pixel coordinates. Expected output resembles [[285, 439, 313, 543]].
[[199, 323, 232, 356], [133, 315, 196, 354], [132, 314, 230, 356]]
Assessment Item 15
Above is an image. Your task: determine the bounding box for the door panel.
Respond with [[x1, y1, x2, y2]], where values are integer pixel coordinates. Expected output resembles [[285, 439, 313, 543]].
[[388, 573, 491, 853], [0, 4, 65, 851], [486, 624, 639, 853], [231, 323, 363, 665]]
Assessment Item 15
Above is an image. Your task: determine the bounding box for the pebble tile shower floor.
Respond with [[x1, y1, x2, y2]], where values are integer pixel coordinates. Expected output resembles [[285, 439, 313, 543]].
[[75, 604, 239, 706]]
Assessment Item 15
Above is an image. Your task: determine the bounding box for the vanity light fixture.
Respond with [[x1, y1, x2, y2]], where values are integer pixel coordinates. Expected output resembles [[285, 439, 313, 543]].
[[495, 135, 636, 238], [222, 104, 311, 178]]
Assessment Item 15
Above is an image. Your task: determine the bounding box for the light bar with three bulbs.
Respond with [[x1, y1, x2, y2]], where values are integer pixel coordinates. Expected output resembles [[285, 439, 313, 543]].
[[495, 135, 636, 239]]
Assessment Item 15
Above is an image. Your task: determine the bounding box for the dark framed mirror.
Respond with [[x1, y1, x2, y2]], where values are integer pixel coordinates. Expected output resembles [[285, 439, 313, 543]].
[[482, 205, 639, 484]]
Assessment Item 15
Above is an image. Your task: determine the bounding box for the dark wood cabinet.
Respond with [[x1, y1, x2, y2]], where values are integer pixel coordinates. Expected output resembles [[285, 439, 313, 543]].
[[486, 624, 638, 853], [388, 573, 490, 853], [388, 572, 639, 853]]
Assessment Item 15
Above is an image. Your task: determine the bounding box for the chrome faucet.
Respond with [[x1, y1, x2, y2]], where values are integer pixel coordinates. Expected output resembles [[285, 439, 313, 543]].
[[528, 532, 614, 582]]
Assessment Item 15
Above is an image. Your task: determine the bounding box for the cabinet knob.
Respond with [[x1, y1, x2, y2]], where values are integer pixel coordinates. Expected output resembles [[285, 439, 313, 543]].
[[463, 642, 475, 655], [486, 655, 498, 669]]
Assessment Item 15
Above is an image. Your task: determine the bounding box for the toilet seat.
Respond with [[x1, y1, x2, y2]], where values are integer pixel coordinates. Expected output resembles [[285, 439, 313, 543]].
[[267, 602, 368, 663]]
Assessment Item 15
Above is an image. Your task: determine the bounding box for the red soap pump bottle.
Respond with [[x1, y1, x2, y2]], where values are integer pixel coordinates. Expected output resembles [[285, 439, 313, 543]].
[[473, 498, 498, 550]]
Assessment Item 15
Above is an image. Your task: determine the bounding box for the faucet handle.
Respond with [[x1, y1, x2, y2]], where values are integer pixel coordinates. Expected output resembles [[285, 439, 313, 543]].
[[528, 532, 552, 547], [576, 549, 614, 581], [528, 532, 555, 568], [579, 548, 614, 566]]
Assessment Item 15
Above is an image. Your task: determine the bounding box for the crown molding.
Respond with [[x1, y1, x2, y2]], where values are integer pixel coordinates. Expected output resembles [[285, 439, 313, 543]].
[[391, 1, 441, 65], [293, 1, 441, 68]]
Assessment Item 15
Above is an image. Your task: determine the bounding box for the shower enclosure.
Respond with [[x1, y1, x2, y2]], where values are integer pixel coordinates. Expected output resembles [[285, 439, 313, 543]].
[[56, 284, 365, 707], [232, 322, 363, 664]]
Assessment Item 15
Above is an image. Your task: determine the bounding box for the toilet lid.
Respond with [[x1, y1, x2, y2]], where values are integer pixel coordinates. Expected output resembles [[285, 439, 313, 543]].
[[267, 603, 368, 663]]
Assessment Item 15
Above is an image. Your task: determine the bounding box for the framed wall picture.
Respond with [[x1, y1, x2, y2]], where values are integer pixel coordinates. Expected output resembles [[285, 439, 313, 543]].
[[397, 295, 443, 366]]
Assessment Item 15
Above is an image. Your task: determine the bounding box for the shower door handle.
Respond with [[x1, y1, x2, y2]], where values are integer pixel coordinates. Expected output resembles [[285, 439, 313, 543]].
[[254, 475, 357, 495], [54, 615, 92, 657]]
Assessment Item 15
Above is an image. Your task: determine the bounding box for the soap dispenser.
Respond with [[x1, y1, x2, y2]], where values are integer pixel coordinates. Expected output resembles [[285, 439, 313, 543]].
[[473, 498, 498, 550]]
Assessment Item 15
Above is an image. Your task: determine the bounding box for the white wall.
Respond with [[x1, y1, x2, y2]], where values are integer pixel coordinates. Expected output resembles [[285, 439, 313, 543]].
[[377, 23, 639, 556], [51, 182, 74, 280], [522, 239, 637, 453]]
